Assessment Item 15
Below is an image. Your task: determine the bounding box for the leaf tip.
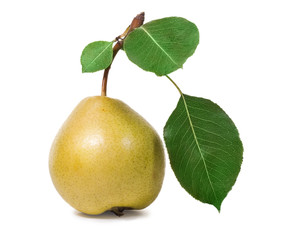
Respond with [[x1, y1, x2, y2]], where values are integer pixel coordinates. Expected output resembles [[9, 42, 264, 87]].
[[215, 204, 221, 213], [81, 65, 91, 73]]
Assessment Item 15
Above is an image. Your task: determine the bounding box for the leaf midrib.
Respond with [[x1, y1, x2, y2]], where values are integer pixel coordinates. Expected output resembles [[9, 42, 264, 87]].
[[83, 42, 112, 71], [140, 26, 180, 68], [181, 94, 218, 202]]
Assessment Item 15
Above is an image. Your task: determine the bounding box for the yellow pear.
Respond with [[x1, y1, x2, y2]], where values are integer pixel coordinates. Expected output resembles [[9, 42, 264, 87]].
[[49, 96, 165, 215]]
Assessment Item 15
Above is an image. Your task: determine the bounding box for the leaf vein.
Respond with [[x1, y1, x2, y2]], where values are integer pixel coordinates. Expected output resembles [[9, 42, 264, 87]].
[[84, 42, 112, 71], [201, 149, 241, 168], [193, 125, 233, 145], [180, 94, 218, 202], [140, 26, 181, 68], [189, 112, 229, 132]]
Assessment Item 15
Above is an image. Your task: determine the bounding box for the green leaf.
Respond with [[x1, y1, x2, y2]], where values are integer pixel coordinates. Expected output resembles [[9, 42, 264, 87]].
[[164, 94, 243, 211], [123, 17, 199, 76], [81, 41, 113, 73]]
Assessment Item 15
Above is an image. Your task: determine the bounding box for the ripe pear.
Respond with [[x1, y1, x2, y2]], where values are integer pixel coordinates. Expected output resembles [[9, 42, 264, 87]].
[[49, 96, 165, 215]]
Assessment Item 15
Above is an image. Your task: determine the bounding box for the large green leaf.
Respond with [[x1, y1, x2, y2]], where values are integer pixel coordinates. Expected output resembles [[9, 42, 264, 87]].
[[123, 17, 199, 76], [164, 94, 243, 211], [81, 41, 113, 73]]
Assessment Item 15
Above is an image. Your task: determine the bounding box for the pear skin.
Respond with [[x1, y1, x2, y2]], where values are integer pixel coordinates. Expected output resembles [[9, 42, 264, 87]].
[[49, 96, 165, 215]]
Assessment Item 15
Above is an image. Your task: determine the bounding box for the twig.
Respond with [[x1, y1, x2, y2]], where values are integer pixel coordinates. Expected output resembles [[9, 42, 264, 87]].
[[101, 12, 145, 96]]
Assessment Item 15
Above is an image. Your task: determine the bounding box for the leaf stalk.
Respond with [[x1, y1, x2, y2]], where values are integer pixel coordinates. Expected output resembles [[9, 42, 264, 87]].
[[165, 74, 183, 96]]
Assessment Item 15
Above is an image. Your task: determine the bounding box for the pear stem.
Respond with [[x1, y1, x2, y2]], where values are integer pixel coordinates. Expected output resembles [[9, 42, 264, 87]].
[[101, 12, 145, 96]]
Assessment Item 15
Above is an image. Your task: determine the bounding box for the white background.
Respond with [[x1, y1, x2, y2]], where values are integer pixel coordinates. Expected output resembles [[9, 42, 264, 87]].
[[1, 0, 300, 239]]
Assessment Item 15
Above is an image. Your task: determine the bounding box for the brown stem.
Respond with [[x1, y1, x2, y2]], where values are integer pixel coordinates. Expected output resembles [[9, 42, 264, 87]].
[[101, 12, 145, 96], [110, 207, 132, 217]]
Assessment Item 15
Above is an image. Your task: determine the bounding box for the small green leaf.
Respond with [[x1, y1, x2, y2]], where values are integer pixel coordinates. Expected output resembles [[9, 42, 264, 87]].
[[164, 94, 243, 211], [81, 41, 113, 73], [123, 17, 199, 76]]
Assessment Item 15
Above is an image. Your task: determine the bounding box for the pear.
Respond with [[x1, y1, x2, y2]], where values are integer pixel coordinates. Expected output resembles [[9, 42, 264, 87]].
[[49, 96, 165, 215]]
